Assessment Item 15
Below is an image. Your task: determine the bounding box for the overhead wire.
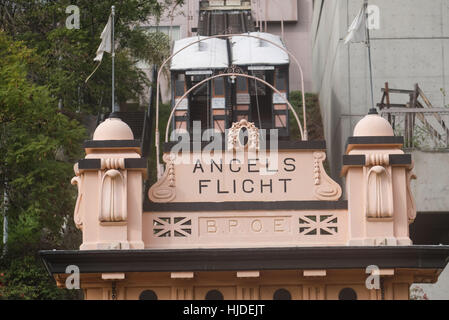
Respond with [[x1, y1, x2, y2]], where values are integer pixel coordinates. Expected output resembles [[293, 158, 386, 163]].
[[251, 32, 262, 130]]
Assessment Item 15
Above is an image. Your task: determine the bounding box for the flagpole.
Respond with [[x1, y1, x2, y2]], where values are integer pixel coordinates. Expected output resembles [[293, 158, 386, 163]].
[[111, 5, 117, 114], [2, 123, 7, 257], [364, 0, 376, 113]]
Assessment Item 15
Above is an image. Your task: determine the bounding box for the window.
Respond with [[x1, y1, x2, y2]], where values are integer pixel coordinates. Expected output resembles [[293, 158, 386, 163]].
[[338, 288, 357, 300], [213, 78, 225, 96], [249, 71, 267, 95], [175, 79, 185, 97], [139, 290, 158, 300], [273, 288, 292, 300], [275, 69, 287, 91], [205, 290, 224, 300], [144, 26, 181, 42], [188, 75, 210, 131], [236, 77, 248, 92]]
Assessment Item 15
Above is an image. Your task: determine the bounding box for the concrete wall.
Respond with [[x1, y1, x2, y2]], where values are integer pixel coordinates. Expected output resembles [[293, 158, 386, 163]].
[[311, 0, 350, 180], [412, 265, 449, 300], [312, 0, 449, 181], [411, 150, 449, 212], [312, 0, 449, 300], [265, 0, 314, 92]]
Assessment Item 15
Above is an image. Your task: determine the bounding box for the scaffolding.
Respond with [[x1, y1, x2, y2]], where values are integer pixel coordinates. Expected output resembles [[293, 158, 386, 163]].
[[378, 82, 449, 150]]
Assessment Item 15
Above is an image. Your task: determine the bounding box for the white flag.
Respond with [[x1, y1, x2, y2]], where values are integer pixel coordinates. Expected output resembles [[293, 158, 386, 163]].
[[344, 6, 367, 44], [94, 15, 112, 62]]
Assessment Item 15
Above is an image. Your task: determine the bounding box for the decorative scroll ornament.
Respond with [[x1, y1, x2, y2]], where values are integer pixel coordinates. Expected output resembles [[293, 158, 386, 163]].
[[365, 153, 389, 166], [219, 64, 246, 75], [227, 119, 259, 151], [219, 65, 246, 83], [313, 152, 342, 201], [365, 165, 394, 219], [99, 169, 127, 222], [71, 163, 83, 230], [148, 153, 176, 203], [221, 27, 234, 35], [406, 168, 417, 223], [101, 158, 125, 170]]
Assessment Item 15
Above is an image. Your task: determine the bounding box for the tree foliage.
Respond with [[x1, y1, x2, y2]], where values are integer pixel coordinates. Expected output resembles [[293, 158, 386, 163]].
[[0, 0, 183, 299], [289, 91, 324, 141], [0, 0, 181, 114], [0, 31, 85, 299]]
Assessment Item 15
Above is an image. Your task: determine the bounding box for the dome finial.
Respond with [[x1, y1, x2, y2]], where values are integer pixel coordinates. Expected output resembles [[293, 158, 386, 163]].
[[353, 111, 394, 137], [368, 108, 378, 115], [93, 117, 134, 140]]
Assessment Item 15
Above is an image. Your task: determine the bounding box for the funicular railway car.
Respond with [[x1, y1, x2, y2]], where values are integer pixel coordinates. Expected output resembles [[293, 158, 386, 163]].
[[230, 32, 290, 137], [169, 31, 290, 138], [170, 36, 229, 135]]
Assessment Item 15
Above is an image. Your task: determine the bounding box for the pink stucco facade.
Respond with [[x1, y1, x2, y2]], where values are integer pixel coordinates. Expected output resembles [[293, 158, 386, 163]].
[[39, 2, 449, 301], [45, 111, 449, 300]]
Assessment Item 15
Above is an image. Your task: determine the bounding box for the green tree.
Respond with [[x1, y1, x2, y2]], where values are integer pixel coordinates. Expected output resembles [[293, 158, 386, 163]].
[[0, 0, 183, 299], [289, 91, 324, 141], [0, 31, 85, 299], [0, 0, 182, 115]]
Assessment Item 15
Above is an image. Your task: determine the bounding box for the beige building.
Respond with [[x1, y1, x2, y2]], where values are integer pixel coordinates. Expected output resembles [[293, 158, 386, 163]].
[[40, 107, 449, 300], [39, 0, 449, 301]]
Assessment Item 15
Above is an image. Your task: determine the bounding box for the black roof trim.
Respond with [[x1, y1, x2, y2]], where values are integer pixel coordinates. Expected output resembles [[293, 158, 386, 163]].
[[83, 140, 141, 149], [342, 155, 365, 166], [346, 136, 404, 149], [143, 200, 348, 212], [78, 158, 147, 170], [389, 154, 412, 165], [124, 158, 148, 169], [342, 154, 412, 167], [40, 246, 449, 275], [78, 159, 101, 170]]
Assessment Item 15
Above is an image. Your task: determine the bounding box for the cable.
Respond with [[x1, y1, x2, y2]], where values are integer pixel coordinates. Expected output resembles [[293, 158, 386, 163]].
[[207, 77, 210, 130], [246, 32, 262, 129], [253, 72, 262, 129]]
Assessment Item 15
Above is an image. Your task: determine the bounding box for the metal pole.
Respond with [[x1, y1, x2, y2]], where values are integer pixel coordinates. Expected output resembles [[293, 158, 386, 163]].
[[111, 5, 116, 113], [264, 0, 268, 32], [281, 18, 284, 42], [2, 185, 7, 256], [365, 0, 376, 112], [2, 123, 7, 257]]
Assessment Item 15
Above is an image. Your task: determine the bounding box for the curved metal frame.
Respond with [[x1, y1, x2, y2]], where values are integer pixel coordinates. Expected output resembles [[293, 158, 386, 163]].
[[155, 33, 309, 178], [165, 72, 304, 142]]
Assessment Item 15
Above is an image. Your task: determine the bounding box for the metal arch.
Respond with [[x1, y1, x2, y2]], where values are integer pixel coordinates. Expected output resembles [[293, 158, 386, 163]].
[[165, 72, 304, 142], [155, 33, 309, 178]]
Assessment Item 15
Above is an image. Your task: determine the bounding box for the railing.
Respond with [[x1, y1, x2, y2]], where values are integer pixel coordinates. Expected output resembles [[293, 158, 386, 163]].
[[378, 83, 449, 150]]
